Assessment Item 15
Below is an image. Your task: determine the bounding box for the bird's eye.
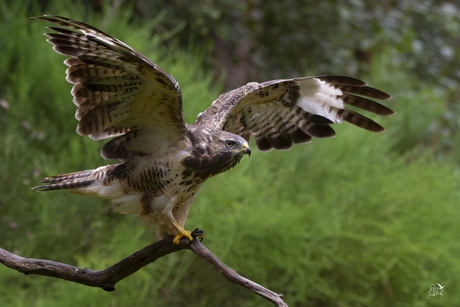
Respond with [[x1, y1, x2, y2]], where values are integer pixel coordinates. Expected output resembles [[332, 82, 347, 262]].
[[225, 140, 235, 148]]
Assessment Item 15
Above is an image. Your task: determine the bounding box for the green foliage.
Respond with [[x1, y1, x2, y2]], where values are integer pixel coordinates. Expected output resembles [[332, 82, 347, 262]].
[[1, 1, 460, 307], [138, 0, 460, 89]]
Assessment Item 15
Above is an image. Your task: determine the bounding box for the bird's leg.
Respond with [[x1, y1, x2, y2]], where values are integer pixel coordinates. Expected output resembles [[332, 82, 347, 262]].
[[172, 221, 194, 245]]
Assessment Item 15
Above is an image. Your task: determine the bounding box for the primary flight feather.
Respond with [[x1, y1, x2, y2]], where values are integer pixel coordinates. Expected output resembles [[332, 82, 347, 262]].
[[32, 16, 393, 244]]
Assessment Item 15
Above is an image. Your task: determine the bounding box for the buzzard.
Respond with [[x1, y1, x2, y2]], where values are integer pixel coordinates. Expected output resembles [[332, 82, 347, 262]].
[[32, 16, 393, 245]]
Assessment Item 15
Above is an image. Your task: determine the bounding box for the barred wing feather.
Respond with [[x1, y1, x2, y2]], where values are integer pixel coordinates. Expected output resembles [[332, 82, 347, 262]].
[[195, 76, 393, 152], [33, 15, 186, 160]]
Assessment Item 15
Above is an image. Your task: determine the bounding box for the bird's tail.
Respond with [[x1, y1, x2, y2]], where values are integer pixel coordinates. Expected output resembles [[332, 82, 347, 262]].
[[32, 169, 97, 192]]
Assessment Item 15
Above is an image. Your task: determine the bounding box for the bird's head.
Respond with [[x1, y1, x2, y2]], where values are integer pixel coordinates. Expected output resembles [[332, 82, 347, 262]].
[[222, 136, 251, 157], [213, 131, 251, 173], [185, 126, 251, 178]]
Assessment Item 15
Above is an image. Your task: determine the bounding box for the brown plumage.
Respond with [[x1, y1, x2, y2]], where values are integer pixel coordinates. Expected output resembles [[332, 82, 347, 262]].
[[195, 77, 392, 152], [32, 16, 393, 243]]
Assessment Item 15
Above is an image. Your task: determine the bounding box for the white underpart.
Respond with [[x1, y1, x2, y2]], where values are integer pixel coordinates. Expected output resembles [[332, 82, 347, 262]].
[[98, 181, 124, 199], [123, 129, 191, 158], [74, 137, 193, 232], [296, 78, 345, 123], [111, 192, 143, 216]]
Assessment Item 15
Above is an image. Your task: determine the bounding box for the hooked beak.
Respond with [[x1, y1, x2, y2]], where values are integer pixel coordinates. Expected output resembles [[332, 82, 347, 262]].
[[243, 142, 251, 157]]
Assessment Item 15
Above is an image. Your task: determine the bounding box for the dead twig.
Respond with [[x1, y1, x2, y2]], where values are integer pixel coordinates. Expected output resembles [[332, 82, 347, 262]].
[[0, 229, 288, 307]]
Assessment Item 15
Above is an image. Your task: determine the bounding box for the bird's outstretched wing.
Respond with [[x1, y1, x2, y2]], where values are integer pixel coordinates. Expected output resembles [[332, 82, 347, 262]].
[[33, 15, 186, 160], [195, 76, 393, 152]]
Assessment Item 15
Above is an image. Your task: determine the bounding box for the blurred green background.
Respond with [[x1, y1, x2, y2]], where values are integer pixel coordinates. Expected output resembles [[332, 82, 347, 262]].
[[1, 0, 460, 306]]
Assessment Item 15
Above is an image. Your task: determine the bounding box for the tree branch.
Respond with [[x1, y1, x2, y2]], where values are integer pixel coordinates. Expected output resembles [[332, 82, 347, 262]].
[[0, 229, 288, 307]]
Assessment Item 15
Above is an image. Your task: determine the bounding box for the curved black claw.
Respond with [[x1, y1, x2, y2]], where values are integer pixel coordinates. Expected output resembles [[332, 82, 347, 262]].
[[191, 228, 204, 242]]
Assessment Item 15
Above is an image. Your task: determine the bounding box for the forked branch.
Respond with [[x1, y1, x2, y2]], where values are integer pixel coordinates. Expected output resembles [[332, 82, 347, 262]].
[[0, 229, 287, 307]]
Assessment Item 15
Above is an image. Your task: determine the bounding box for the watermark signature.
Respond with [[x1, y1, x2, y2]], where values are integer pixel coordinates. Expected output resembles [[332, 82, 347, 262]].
[[426, 283, 445, 299]]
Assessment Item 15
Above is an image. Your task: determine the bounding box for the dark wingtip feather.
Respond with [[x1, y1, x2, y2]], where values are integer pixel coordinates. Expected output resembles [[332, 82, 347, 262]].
[[304, 124, 336, 138], [342, 110, 386, 133], [309, 114, 334, 125], [363, 86, 392, 100], [343, 94, 395, 116], [255, 137, 274, 152], [289, 128, 313, 145], [315, 75, 367, 87], [339, 85, 392, 100], [315, 75, 392, 101]]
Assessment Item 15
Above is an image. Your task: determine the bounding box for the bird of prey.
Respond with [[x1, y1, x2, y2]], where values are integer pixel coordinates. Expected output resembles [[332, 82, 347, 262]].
[[32, 16, 393, 245]]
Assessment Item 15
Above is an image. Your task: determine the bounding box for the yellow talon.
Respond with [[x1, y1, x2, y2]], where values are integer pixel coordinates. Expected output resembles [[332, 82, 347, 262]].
[[172, 221, 193, 245]]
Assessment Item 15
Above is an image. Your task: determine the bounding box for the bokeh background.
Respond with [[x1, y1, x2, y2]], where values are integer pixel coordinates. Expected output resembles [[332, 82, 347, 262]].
[[1, 0, 460, 306]]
